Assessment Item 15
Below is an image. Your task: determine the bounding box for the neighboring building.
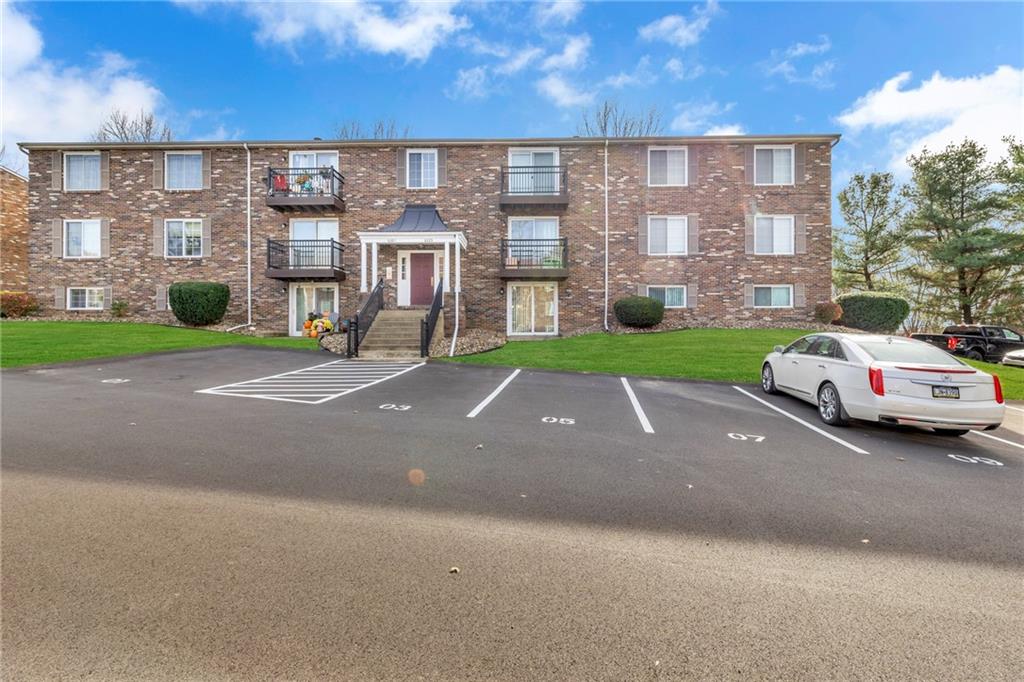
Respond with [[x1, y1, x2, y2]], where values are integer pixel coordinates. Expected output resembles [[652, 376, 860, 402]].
[[1, 166, 30, 291], [18, 135, 837, 340]]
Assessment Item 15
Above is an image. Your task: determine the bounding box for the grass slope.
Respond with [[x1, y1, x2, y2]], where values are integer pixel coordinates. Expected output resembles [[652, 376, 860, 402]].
[[0, 321, 317, 368]]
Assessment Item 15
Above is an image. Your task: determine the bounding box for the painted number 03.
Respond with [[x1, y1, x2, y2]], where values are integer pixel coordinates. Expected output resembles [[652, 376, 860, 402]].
[[947, 454, 1004, 466], [379, 404, 411, 411], [728, 433, 765, 442], [542, 417, 575, 425]]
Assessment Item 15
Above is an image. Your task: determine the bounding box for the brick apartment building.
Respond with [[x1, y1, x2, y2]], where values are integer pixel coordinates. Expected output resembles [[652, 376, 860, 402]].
[[18, 135, 837, 343], [1, 166, 29, 291]]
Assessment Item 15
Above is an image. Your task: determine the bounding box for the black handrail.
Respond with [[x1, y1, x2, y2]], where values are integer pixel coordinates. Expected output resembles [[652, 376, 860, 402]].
[[500, 165, 567, 195], [347, 278, 384, 358], [268, 167, 345, 200], [500, 238, 568, 269], [267, 239, 343, 270], [420, 279, 445, 358]]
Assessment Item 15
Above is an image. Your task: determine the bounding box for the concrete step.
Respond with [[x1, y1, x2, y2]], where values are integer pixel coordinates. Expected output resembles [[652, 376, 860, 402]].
[[358, 350, 423, 361], [361, 342, 421, 351]]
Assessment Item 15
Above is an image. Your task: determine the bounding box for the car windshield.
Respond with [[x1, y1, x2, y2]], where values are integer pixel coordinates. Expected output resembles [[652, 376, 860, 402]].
[[854, 339, 966, 365]]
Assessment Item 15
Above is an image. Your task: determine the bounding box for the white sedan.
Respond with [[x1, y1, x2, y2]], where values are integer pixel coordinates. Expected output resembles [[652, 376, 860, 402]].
[[761, 333, 1005, 436], [1003, 349, 1024, 368]]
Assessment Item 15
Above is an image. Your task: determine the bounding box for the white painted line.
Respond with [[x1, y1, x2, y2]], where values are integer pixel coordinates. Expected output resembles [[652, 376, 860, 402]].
[[621, 377, 654, 434], [198, 359, 348, 393], [1003, 405, 1024, 414], [467, 369, 521, 418], [732, 386, 871, 455], [969, 430, 1024, 451]]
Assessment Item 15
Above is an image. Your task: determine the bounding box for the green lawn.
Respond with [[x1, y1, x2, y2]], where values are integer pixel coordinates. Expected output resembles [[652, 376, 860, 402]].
[[446, 328, 1024, 400], [0, 321, 318, 368]]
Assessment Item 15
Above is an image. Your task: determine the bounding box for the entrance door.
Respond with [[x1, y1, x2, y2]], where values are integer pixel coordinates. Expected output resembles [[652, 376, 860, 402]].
[[290, 283, 338, 336], [508, 149, 558, 194], [409, 253, 435, 305], [508, 282, 557, 335]]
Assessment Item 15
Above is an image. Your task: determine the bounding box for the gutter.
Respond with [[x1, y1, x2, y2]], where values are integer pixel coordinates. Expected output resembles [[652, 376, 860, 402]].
[[603, 137, 610, 332], [226, 143, 254, 332]]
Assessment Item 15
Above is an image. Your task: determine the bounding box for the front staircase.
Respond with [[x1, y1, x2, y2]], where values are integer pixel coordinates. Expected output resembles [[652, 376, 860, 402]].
[[357, 310, 429, 359]]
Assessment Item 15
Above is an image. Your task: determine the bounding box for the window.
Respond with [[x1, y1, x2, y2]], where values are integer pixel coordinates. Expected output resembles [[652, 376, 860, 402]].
[[754, 215, 794, 255], [753, 285, 793, 308], [854, 339, 967, 366], [508, 149, 559, 193], [165, 219, 203, 258], [68, 287, 104, 310], [290, 151, 338, 170], [165, 152, 203, 190], [647, 286, 687, 308], [647, 216, 687, 255], [508, 282, 557, 335], [1002, 328, 1022, 342], [407, 149, 438, 189], [64, 220, 101, 258], [784, 336, 815, 354], [754, 146, 794, 185], [648, 147, 687, 186], [64, 152, 101, 191]]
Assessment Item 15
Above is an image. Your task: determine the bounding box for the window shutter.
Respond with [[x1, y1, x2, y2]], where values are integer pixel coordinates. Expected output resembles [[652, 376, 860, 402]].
[[396, 148, 406, 188], [103, 286, 112, 309], [51, 151, 63, 190], [794, 215, 807, 254], [437, 149, 448, 186], [637, 284, 648, 297], [687, 215, 699, 254], [637, 215, 648, 254], [687, 282, 698, 308], [639, 148, 648, 186], [51, 218, 63, 257], [153, 151, 164, 189], [54, 286, 65, 310], [795, 144, 807, 184], [201, 217, 212, 257], [744, 145, 755, 184], [744, 214, 755, 254], [155, 285, 167, 311], [100, 151, 110, 190], [794, 283, 807, 307], [743, 283, 754, 308], [202, 150, 212, 189], [100, 218, 111, 257], [152, 218, 164, 257], [687, 147, 698, 186]]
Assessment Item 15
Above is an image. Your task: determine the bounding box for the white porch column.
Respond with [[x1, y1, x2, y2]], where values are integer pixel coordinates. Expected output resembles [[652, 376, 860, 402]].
[[443, 241, 451, 292], [454, 240, 461, 293], [360, 240, 368, 292], [371, 242, 379, 286]]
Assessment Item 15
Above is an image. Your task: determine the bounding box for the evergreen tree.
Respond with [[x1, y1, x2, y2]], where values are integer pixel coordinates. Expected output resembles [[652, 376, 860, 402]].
[[833, 172, 906, 292]]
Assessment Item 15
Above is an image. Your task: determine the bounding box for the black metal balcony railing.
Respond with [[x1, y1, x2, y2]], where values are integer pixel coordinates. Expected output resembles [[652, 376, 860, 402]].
[[501, 165, 567, 195], [267, 167, 344, 202], [500, 238, 568, 270], [267, 239, 344, 271]]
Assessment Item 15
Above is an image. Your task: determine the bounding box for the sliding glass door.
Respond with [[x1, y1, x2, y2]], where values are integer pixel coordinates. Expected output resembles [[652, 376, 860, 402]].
[[508, 282, 557, 335]]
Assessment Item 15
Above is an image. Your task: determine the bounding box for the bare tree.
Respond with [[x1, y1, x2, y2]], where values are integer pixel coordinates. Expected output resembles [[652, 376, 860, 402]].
[[334, 119, 410, 140], [92, 109, 173, 142], [576, 100, 664, 137]]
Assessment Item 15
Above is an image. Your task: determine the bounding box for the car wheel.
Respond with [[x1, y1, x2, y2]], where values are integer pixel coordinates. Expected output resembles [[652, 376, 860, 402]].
[[761, 363, 778, 394], [817, 382, 848, 426], [965, 349, 983, 361], [934, 428, 970, 437]]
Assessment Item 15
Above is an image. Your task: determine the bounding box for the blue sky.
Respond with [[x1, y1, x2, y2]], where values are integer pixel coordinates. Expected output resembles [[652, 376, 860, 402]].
[[3, 1, 1022, 184]]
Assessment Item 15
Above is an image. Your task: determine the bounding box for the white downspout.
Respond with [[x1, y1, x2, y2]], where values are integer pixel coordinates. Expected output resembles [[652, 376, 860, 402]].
[[448, 240, 461, 356], [226, 142, 253, 332], [603, 137, 610, 331]]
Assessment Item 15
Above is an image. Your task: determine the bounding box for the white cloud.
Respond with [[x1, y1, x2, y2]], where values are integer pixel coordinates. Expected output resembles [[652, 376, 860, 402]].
[[638, 0, 719, 48], [535, 73, 593, 108], [446, 65, 490, 100], [1, 2, 163, 159], [601, 56, 656, 89], [540, 34, 591, 71], [664, 57, 705, 81], [495, 46, 544, 75], [763, 35, 835, 89], [704, 124, 745, 136], [670, 99, 735, 132], [837, 66, 1024, 173], [534, 0, 583, 27]]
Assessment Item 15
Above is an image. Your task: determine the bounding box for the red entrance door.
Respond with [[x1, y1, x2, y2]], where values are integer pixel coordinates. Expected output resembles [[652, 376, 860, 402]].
[[409, 253, 435, 305]]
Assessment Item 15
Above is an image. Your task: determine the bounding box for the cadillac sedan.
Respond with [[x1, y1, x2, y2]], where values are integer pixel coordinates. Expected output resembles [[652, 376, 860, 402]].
[[761, 333, 1005, 436]]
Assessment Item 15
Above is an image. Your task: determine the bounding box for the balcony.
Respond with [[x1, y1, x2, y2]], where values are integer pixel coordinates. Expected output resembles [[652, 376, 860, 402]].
[[266, 167, 346, 212], [265, 239, 345, 280], [499, 166, 569, 210], [499, 238, 569, 280]]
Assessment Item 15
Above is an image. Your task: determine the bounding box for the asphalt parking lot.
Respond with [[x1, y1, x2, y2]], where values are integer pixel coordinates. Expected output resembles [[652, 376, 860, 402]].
[[3, 346, 1023, 678]]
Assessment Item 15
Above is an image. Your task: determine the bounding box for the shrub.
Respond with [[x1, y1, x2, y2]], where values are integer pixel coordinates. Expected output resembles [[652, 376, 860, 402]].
[[814, 301, 843, 325], [168, 282, 230, 326], [836, 292, 910, 332], [0, 291, 40, 318], [613, 295, 664, 328], [110, 300, 129, 318]]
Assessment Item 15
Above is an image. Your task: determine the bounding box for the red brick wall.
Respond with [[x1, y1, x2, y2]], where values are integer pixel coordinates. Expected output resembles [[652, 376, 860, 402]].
[[1, 168, 29, 291]]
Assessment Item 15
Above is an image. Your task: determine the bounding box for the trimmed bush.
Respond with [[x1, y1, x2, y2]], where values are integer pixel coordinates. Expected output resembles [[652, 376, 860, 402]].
[[0, 291, 40, 318], [168, 282, 230, 326], [814, 301, 843, 325], [836, 292, 910, 332], [613, 295, 664, 328]]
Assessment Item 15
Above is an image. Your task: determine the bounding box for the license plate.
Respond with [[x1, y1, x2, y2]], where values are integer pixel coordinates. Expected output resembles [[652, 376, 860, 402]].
[[932, 385, 960, 399]]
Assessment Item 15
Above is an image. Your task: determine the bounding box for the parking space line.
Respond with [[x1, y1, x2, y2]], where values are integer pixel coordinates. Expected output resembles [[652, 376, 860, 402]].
[[466, 369, 521, 418], [969, 430, 1024, 451], [732, 386, 870, 455], [620, 378, 654, 434], [1004, 405, 1024, 414]]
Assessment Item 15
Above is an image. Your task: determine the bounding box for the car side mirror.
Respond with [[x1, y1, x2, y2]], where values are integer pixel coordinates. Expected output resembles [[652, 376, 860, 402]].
[[774, 345, 785, 353]]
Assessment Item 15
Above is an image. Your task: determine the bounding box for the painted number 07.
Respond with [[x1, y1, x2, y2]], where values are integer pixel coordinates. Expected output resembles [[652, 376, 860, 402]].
[[728, 433, 765, 442], [542, 417, 575, 425], [948, 454, 1004, 466], [379, 404, 411, 411]]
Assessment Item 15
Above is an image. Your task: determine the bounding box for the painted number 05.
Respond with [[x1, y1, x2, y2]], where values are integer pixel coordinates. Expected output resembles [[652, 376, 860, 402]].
[[379, 404, 411, 411], [948, 454, 1004, 466], [542, 417, 575, 425], [728, 433, 765, 442]]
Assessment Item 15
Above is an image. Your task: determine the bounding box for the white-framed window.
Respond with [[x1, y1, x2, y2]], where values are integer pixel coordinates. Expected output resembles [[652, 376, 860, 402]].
[[754, 145, 794, 185], [64, 152, 101, 191], [753, 284, 794, 308], [63, 219, 102, 258], [289, 150, 338, 169], [648, 146, 687, 186], [754, 215, 795, 255], [647, 215, 688, 255], [508, 282, 558, 335], [407, 149, 438, 189], [164, 151, 203, 190], [67, 287, 104, 310], [647, 285, 687, 309], [165, 219, 203, 258]]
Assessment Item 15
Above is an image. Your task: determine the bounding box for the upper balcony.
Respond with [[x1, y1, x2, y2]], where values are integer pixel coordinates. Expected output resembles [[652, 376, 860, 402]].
[[266, 167, 346, 212], [499, 165, 569, 210], [265, 238, 345, 281], [498, 238, 569, 280]]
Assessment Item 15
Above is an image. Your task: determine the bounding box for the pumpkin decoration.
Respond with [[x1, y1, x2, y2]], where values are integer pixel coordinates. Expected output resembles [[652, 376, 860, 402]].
[[303, 319, 313, 330], [309, 329, 318, 338]]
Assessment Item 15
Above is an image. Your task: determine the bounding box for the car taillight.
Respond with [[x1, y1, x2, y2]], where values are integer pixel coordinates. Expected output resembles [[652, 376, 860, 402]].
[[946, 336, 958, 351], [993, 375, 1004, 404], [868, 366, 885, 396]]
